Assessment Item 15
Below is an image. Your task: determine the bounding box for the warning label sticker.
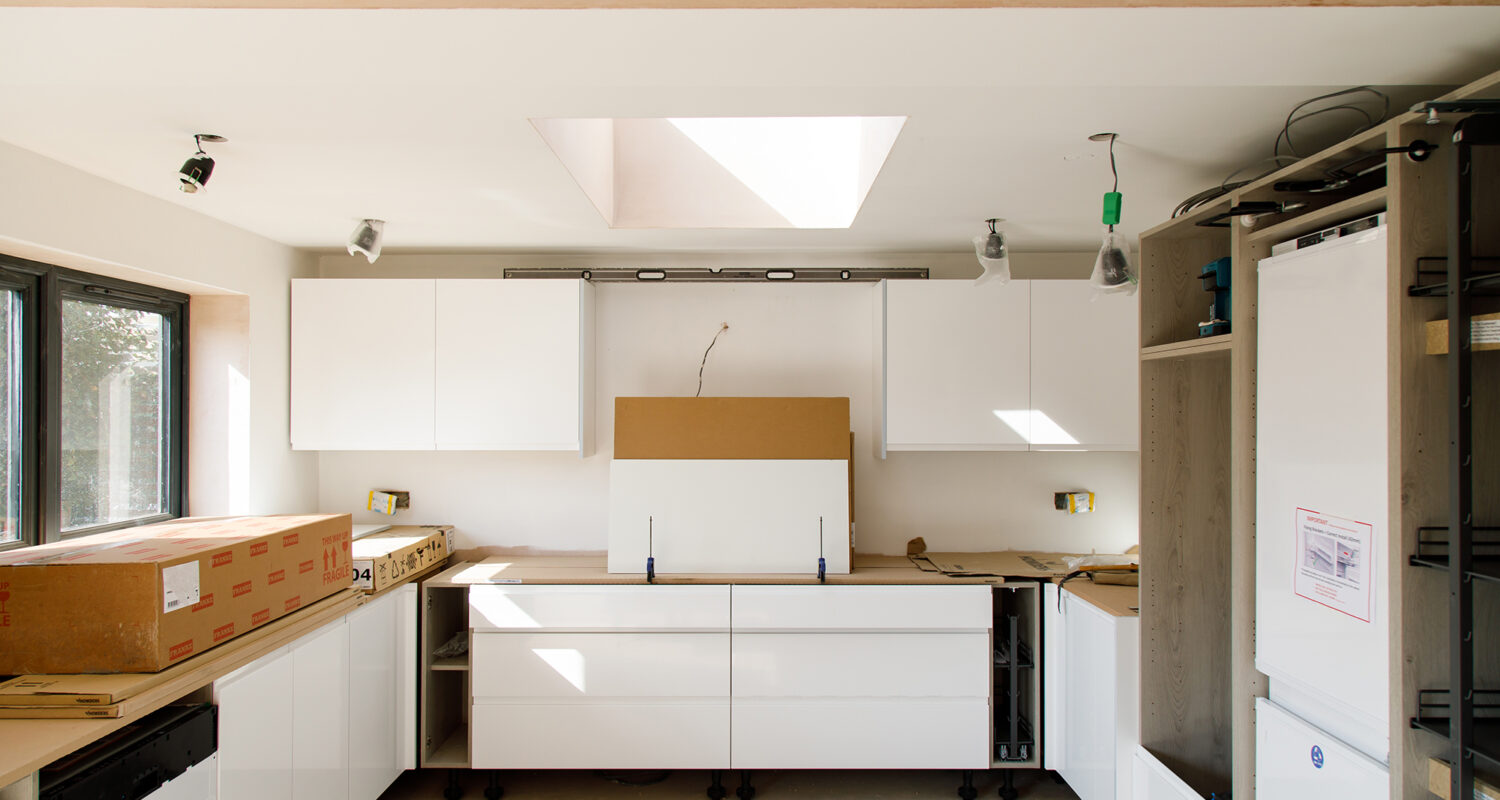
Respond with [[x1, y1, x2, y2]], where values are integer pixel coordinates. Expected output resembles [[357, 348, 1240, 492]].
[[1294, 507, 1375, 623]]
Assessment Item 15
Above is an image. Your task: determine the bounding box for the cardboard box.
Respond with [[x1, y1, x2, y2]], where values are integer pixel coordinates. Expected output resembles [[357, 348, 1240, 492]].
[[351, 525, 454, 592], [1426, 311, 1500, 354], [0, 514, 352, 674], [614, 397, 850, 459]]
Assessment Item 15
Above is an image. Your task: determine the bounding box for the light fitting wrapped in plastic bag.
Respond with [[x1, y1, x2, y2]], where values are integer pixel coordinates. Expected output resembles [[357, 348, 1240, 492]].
[[973, 227, 1011, 286], [1090, 230, 1138, 296]]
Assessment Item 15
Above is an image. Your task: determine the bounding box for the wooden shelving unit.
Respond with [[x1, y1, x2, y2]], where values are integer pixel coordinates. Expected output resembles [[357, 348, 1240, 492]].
[[420, 579, 471, 770], [1139, 334, 1232, 362], [1137, 68, 1500, 800], [1138, 192, 1236, 799]]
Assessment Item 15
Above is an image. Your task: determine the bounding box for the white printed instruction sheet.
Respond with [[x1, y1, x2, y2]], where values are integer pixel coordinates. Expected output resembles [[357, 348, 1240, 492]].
[[1294, 508, 1374, 622]]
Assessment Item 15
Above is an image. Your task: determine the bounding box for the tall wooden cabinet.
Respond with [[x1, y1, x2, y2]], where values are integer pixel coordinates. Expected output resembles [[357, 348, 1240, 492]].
[[1136, 69, 1500, 800]]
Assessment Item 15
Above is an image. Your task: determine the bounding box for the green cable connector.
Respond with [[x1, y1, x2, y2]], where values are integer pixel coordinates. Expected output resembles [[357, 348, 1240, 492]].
[[1102, 191, 1123, 226]]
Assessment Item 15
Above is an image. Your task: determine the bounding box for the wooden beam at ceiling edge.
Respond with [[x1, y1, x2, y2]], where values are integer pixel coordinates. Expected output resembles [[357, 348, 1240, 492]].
[[0, 0, 1492, 7]]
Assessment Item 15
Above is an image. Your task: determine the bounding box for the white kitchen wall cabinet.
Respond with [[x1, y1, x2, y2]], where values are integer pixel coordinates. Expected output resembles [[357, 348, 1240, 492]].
[[435, 279, 593, 452], [882, 279, 1032, 452], [881, 279, 1139, 454], [291, 279, 437, 450], [1044, 583, 1140, 800], [292, 278, 593, 453], [1029, 281, 1139, 451]]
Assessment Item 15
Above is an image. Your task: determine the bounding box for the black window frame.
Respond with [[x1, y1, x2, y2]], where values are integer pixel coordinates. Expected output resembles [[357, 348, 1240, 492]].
[[0, 252, 187, 550]]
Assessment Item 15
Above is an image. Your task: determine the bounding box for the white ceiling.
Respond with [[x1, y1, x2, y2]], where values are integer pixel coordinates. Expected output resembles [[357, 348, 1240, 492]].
[[1, 6, 1498, 255]]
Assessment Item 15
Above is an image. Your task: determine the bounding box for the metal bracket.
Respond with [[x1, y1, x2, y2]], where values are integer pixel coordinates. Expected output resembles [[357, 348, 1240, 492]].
[[1415, 99, 1500, 125]]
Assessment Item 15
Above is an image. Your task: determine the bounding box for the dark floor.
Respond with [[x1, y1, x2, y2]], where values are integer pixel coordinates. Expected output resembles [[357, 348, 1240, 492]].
[[379, 768, 1080, 800]]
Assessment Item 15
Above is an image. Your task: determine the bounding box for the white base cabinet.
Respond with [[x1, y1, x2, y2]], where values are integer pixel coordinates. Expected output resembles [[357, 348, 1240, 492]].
[[1132, 747, 1206, 800], [1254, 698, 1388, 800], [1044, 583, 1140, 800], [467, 584, 994, 771], [215, 586, 417, 800], [470, 586, 732, 770], [142, 755, 218, 800]]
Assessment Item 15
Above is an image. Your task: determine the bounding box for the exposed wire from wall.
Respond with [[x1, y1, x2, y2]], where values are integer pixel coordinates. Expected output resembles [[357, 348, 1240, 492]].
[[696, 322, 730, 397]]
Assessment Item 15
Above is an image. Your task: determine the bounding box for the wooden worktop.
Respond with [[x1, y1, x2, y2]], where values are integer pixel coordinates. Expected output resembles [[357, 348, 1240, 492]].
[[0, 582, 390, 788], [425, 553, 1010, 587], [1060, 577, 1140, 618]]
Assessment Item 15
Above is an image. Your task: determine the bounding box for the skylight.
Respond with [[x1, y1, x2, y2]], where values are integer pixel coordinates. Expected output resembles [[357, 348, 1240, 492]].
[[531, 116, 906, 230]]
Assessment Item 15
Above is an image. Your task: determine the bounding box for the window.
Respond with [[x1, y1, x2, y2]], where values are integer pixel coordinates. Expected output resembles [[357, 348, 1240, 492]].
[[0, 254, 186, 549]]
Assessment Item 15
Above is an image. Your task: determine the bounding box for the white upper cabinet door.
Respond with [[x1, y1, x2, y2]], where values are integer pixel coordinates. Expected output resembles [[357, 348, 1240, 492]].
[[291, 279, 436, 450], [434, 279, 593, 453], [883, 279, 1031, 452], [1029, 280, 1140, 451]]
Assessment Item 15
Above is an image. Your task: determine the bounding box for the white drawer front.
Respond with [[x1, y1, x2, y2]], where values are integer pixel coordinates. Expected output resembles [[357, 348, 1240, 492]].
[[469, 585, 730, 632], [731, 585, 992, 631], [472, 632, 729, 699], [731, 699, 990, 769], [472, 703, 730, 769], [732, 633, 989, 698]]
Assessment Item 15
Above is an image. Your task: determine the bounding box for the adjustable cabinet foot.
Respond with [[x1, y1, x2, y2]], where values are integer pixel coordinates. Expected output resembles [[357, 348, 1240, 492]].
[[736, 770, 756, 800], [483, 771, 505, 800], [957, 769, 978, 800], [997, 769, 1018, 800], [443, 769, 464, 800], [707, 769, 727, 799]]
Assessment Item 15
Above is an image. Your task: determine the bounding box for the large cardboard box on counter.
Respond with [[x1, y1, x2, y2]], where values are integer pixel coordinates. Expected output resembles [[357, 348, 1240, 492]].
[[0, 514, 352, 674], [351, 525, 454, 592]]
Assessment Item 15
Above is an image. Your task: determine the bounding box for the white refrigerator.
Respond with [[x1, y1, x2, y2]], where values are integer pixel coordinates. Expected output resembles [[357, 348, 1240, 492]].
[[1255, 224, 1392, 795]]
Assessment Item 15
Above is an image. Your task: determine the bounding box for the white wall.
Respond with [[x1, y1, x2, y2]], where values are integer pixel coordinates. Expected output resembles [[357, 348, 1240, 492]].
[[316, 252, 1139, 556], [0, 140, 319, 516]]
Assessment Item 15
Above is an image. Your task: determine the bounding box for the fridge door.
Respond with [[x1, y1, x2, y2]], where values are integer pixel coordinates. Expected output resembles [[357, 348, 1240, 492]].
[[1255, 226, 1390, 762], [1256, 698, 1388, 799]]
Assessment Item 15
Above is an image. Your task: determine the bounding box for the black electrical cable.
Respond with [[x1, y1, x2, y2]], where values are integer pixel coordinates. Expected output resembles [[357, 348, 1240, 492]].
[[1172, 86, 1390, 218]]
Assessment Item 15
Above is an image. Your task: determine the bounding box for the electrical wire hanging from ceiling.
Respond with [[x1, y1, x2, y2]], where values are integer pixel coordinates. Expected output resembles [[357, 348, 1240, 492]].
[[1172, 86, 1391, 218]]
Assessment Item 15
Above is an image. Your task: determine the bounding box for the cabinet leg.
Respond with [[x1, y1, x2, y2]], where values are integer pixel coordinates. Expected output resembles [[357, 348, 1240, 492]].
[[957, 769, 978, 800], [736, 770, 756, 800], [707, 769, 727, 799], [483, 770, 505, 800], [997, 769, 1018, 800], [442, 769, 464, 800]]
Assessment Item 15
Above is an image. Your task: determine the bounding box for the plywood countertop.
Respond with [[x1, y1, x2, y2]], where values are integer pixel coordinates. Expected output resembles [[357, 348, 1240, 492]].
[[1060, 577, 1140, 618], [425, 553, 1020, 587]]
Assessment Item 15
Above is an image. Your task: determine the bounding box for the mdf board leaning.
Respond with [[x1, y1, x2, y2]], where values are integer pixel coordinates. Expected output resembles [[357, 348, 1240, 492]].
[[608, 397, 853, 575]]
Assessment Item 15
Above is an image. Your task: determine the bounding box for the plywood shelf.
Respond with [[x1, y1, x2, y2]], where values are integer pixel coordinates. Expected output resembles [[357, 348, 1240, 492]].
[[1245, 187, 1388, 245], [426, 726, 469, 768], [1140, 335, 1233, 361], [430, 656, 469, 671]]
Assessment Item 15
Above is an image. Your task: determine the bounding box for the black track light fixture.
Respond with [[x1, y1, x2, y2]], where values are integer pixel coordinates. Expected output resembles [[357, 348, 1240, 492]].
[[179, 134, 226, 194]]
